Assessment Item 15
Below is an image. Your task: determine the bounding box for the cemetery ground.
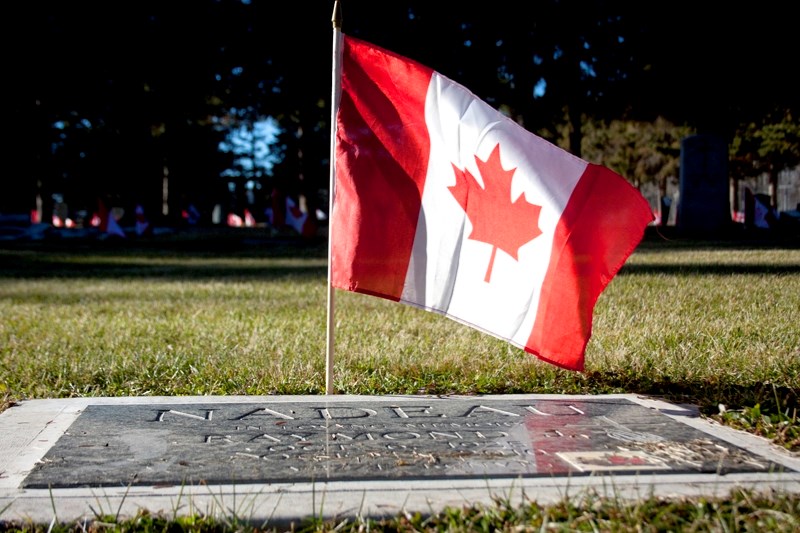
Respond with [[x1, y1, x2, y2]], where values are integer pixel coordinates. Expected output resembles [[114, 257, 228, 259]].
[[0, 227, 798, 531]]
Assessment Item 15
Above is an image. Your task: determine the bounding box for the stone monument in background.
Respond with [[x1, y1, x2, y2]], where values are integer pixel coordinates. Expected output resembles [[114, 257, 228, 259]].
[[677, 134, 731, 232]]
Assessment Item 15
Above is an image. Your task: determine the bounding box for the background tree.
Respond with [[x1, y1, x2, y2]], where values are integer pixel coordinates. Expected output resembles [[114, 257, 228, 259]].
[[730, 109, 800, 208], [583, 117, 693, 192], [34, 2, 234, 225], [26, 1, 799, 227]]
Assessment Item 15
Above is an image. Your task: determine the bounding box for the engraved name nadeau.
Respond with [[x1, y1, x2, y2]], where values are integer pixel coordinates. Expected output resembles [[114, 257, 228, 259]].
[[148, 403, 599, 451]]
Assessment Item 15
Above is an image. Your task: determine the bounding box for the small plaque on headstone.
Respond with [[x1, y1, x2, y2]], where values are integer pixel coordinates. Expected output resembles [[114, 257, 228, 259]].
[[22, 397, 792, 488]]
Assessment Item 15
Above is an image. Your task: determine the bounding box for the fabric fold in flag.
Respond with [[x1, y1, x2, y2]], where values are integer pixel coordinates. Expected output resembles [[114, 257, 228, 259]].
[[331, 35, 654, 371]]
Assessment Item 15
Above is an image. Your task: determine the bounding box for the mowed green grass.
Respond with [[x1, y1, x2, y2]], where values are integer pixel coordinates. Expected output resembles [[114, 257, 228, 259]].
[[1, 232, 799, 531], [2, 235, 797, 418]]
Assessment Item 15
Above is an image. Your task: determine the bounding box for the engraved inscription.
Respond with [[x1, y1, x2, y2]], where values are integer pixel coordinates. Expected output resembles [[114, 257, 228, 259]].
[[21, 398, 792, 489]]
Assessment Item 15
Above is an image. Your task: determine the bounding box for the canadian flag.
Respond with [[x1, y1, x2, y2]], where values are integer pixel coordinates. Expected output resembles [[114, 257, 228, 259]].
[[285, 197, 316, 238], [331, 36, 653, 371]]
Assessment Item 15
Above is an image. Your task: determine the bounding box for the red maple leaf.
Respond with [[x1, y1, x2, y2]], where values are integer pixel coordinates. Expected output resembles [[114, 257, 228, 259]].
[[449, 144, 542, 282]]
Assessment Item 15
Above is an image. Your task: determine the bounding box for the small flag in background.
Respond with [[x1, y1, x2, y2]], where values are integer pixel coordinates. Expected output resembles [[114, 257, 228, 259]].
[[135, 204, 152, 236], [96, 199, 126, 238], [244, 208, 257, 227], [227, 212, 244, 227], [745, 187, 777, 229], [331, 36, 653, 371], [286, 197, 316, 238], [182, 204, 201, 225]]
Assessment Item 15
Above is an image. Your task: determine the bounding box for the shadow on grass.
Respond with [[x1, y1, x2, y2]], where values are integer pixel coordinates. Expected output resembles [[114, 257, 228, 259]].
[[0, 256, 328, 282], [3, 227, 798, 281], [623, 227, 800, 275], [4, 252, 796, 280], [620, 263, 800, 275], [581, 370, 799, 417], [0, 235, 329, 282]]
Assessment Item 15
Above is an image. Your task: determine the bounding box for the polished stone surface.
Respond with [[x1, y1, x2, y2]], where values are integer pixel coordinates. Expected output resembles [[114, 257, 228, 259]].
[[21, 396, 792, 488]]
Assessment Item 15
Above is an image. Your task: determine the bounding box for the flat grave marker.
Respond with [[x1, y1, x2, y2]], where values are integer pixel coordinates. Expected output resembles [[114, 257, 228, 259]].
[[2, 395, 799, 525], [20, 396, 791, 488]]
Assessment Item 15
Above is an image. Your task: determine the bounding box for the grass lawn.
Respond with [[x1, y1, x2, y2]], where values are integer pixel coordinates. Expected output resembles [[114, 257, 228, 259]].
[[1, 227, 798, 531]]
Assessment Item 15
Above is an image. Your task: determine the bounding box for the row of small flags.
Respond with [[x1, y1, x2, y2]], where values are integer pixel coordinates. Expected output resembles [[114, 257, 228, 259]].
[[225, 209, 257, 228], [47, 201, 131, 238], [39, 192, 775, 237], [230, 196, 317, 237], [40, 196, 316, 237]]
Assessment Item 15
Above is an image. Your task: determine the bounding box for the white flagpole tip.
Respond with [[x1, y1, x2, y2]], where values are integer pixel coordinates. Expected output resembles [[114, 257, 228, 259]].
[[332, 1, 342, 29]]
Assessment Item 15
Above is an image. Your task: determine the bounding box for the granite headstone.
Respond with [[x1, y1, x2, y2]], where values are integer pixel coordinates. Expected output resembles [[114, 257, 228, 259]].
[[677, 134, 731, 232]]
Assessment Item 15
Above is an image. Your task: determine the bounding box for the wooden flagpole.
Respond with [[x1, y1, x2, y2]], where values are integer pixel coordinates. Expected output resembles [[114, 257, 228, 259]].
[[326, 0, 343, 395]]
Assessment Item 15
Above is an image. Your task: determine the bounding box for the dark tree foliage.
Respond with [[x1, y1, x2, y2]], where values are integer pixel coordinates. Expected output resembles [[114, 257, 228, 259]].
[[640, 6, 797, 137], [34, 1, 228, 223], [26, 1, 797, 223]]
